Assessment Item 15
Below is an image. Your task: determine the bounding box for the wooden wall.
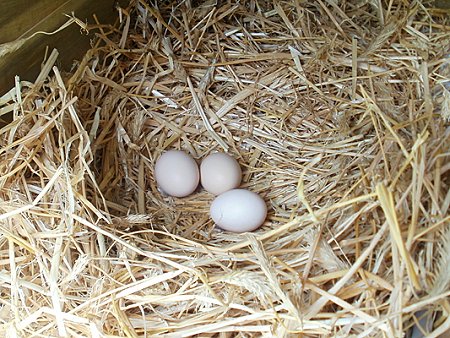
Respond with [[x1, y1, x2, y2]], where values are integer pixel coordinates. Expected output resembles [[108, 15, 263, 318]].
[[0, 0, 127, 96]]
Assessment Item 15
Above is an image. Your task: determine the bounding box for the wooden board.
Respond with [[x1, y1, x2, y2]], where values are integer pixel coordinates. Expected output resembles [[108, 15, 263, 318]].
[[0, 0, 127, 97]]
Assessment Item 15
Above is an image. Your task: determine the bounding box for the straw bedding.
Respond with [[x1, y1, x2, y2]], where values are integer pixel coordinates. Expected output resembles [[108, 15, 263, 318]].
[[0, 0, 449, 337]]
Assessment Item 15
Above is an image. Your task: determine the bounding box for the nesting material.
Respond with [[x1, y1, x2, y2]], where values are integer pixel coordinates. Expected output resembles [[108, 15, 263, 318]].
[[0, 1, 449, 337]]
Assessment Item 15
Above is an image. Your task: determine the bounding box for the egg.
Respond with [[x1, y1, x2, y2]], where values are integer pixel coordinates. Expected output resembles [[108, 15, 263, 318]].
[[210, 189, 267, 232], [154, 150, 199, 197], [200, 152, 242, 195]]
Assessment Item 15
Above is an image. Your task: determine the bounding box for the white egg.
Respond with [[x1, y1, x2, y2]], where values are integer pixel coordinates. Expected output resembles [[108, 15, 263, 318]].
[[154, 150, 199, 197], [200, 152, 242, 195], [210, 189, 267, 232]]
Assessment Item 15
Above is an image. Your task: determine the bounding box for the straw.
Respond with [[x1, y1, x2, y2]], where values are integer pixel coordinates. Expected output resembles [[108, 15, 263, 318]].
[[0, 0, 449, 336]]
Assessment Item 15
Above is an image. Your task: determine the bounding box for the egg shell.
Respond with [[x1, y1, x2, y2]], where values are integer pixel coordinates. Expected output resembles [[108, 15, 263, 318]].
[[210, 189, 267, 232], [154, 150, 199, 197], [200, 152, 242, 195]]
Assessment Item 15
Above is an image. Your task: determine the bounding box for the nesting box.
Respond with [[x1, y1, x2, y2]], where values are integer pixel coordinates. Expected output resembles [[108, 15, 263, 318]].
[[0, 1, 449, 337]]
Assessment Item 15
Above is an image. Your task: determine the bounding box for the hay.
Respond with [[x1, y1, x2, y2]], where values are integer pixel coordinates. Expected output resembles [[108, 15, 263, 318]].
[[0, 0, 449, 336]]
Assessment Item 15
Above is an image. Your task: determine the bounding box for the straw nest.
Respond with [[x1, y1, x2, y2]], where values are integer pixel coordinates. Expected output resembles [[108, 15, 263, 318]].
[[0, 0, 449, 337]]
